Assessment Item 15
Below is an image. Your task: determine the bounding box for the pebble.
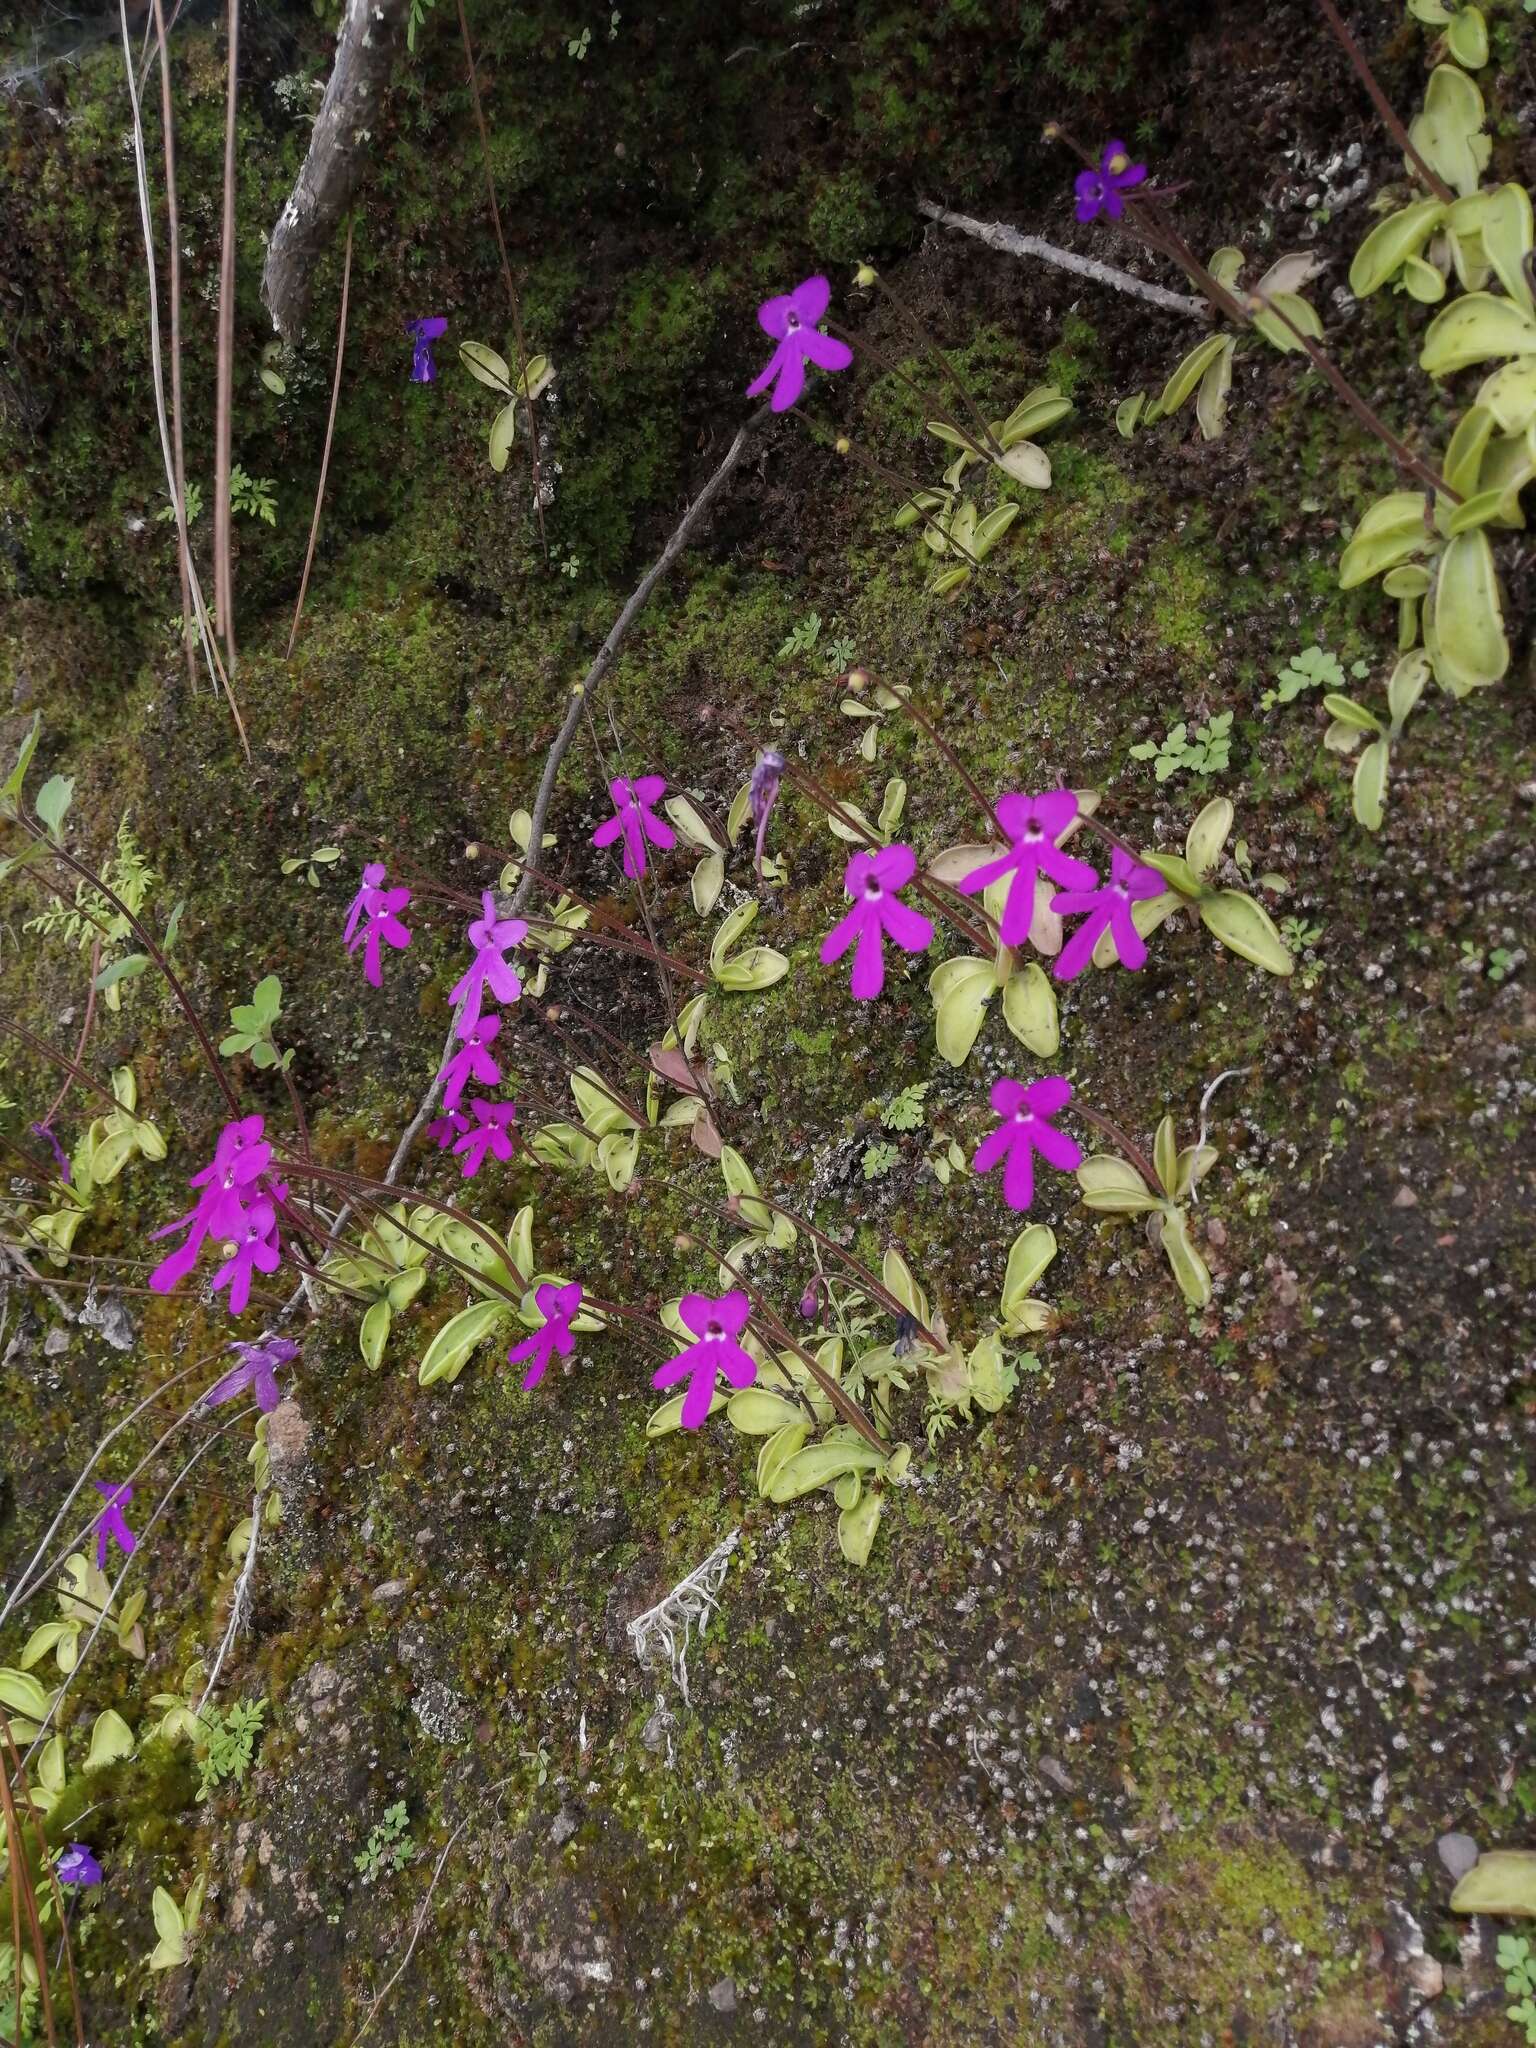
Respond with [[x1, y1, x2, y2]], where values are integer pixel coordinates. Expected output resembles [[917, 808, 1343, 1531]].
[[1437, 1831, 1480, 1882], [707, 1979, 737, 2014]]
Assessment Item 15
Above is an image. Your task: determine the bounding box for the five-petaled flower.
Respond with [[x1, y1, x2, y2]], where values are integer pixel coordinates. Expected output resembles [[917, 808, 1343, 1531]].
[[451, 1098, 518, 1178], [439, 1014, 502, 1112], [652, 1289, 758, 1427], [973, 1076, 1084, 1212], [1050, 845, 1166, 981], [508, 1280, 583, 1390], [1075, 141, 1147, 224], [56, 1844, 103, 1887], [591, 775, 674, 880], [955, 790, 1098, 947], [449, 891, 527, 1037], [149, 1115, 278, 1301], [210, 1193, 283, 1315], [407, 316, 448, 382], [344, 862, 413, 989], [92, 1480, 136, 1572], [426, 1108, 470, 1152], [820, 843, 935, 1000], [746, 276, 854, 413], [204, 1334, 298, 1414]]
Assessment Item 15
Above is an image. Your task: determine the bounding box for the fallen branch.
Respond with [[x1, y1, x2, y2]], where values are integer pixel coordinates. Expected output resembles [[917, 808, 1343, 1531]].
[[263, 0, 412, 341], [287, 215, 355, 656], [916, 199, 1209, 319]]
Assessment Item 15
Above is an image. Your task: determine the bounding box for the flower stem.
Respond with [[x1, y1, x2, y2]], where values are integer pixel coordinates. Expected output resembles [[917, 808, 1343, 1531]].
[[1072, 1102, 1162, 1194], [1312, 0, 1455, 204]]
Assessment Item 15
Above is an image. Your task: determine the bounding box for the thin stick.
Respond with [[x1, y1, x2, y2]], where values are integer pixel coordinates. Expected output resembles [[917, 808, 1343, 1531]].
[[1312, 0, 1454, 204], [1073, 1102, 1161, 1194], [40, 944, 100, 1127], [213, 0, 240, 663], [288, 215, 354, 657], [195, 1484, 262, 1712], [917, 199, 1209, 318], [149, 0, 194, 687]]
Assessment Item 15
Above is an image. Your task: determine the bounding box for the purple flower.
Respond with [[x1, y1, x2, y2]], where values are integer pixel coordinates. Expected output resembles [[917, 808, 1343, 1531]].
[[451, 1098, 517, 1178], [439, 1014, 502, 1113], [30, 1121, 71, 1183], [1050, 846, 1166, 981], [204, 1334, 298, 1414], [954, 790, 1098, 947], [91, 1480, 136, 1573], [407, 316, 448, 383], [591, 775, 675, 881], [750, 749, 785, 878], [652, 1289, 757, 1428], [448, 891, 527, 1038], [210, 1193, 282, 1316], [56, 1844, 103, 1887], [344, 863, 412, 989], [1074, 141, 1147, 224], [149, 1115, 275, 1298], [508, 1280, 583, 1391], [426, 1109, 470, 1151], [745, 276, 854, 413], [798, 1275, 824, 1322], [820, 843, 935, 1000], [973, 1077, 1084, 1212]]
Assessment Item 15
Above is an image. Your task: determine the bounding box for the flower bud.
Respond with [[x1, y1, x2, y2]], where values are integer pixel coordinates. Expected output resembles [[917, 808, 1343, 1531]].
[[854, 263, 878, 288], [834, 435, 851, 456]]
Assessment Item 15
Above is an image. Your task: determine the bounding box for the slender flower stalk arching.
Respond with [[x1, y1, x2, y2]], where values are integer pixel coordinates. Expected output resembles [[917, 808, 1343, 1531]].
[[820, 844, 935, 1000]]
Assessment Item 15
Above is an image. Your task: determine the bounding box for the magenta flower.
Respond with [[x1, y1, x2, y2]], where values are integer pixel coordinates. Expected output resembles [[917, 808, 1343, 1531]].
[[30, 1121, 71, 1183], [407, 316, 448, 383], [449, 891, 527, 1037], [1050, 846, 1166, 981], [91, 1480, 136, 1572], [954, 790, 1098, 947], [591, 775, 675, 880], [426, 1109, 470, 1151], [508, 1280, 583, 1390], [56, 1844, 103, 1887], [440, 1014, 502, 1112], [1075, 141, 1147, 224], [746, 276, 854, 413], [210, 1194, 282, 1315], [149, 1115, 275, 1297], [204, 1334, 298, 1414], [652, 1289, 757, 1428], [973, 1076, 1084, 1212], [820, 843, 935, 1000], [451, 1098, 517, 1178], [343, 862, 413, 988]]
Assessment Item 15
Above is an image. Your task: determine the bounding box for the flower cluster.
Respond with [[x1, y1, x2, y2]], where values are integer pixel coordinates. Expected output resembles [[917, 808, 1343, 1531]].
[[436, 889, 526, 1178], [148, 1114, 288, 1314]]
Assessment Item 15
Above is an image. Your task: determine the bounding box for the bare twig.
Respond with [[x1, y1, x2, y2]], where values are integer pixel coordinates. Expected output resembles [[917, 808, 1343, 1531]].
[[213, 0, 239, 663], [1312, 0, 1454, 204], [287, 215, 355, 656], [917, 199, 1209, 318], [148, 0, 194, 686], [195, 1485, 264, 1712]]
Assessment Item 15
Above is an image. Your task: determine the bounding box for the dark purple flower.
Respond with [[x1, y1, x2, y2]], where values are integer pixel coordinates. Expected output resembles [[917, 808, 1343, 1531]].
[[820, 843, 935, 1000], [973, 1076, 1084, 1212], [746, 276, 854, 413], [1074, 142, 1147, 224], [954, 790, 1098, 947], [652, 1289, 757, 1428], [750, 749, 785, 878], [448, 891, 527, 1038], [204, 1334, 298, 1414], [92, 1480, 136, 1572], [508, 1280, 583, 1390], [149, 1115, 274, 1298], [426, 1109, 470, 1152], [56, 1844, 103, 1887], [344, 863, 412, 989], [451, 1098, 517, 1178], [30, 1121, 71, 1183], [439, 1014, 502, 1113], [591, 775, 675, 880], [1050, 846, 1166, 981], [407, 316, 448, 383], [798, 1274, 824, 1322]]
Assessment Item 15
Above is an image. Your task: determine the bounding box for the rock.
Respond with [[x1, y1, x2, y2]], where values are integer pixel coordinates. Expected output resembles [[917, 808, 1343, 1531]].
[[1037, 1756, 1075, 1793], [550, 1807, 579, 1847], [1404, 1952, 1444, 1998], [42, 1326, 70, 1356], [369, 1578, 408, 1604], [707, 1978, 737, 2013], [1391, 1184, 1418, 1207], [79, 1288, 135, 1350], [411, 1677, 471, 1745], [1437, 1831, 1479, 1882]]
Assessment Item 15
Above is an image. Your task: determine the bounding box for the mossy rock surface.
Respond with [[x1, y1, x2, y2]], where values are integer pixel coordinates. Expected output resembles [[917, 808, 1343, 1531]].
[[1, 0, 1534, 2043]]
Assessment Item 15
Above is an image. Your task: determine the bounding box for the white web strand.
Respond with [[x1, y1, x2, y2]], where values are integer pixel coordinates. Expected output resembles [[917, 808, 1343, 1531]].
[[627, 1527, 739, 1706]]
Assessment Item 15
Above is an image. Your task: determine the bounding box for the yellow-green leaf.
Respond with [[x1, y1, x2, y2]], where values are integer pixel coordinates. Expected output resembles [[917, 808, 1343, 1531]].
[[1001, 959, 1058, 1056], [837, 1487, 884, 1566], [1420, 292, 1536, 377], [418, 1300, 512, 1386], [1197, 889, 1295, 975], [1427, 526, 1508, 694], [1348, 199, 1446, 297]]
